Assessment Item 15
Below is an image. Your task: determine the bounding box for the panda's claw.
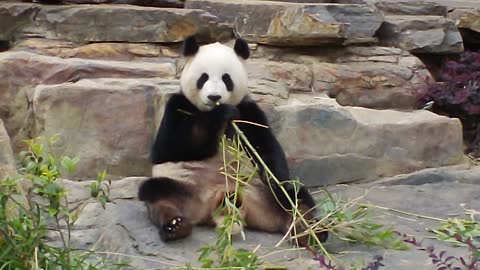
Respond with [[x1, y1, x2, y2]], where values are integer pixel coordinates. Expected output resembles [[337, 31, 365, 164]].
[[160, 216, 192, 241]]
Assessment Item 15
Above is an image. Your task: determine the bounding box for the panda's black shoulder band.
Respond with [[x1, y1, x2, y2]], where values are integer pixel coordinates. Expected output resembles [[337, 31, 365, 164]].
[[183, 36, 199, 57], [234, 38, 250, 60]]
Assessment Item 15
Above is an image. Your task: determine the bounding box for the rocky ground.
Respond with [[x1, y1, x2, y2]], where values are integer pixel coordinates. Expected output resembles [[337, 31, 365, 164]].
[[54, 168, 479, 270], [1, 0, 480, 269]]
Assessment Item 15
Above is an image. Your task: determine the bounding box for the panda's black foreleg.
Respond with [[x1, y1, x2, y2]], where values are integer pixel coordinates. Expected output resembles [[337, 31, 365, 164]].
[[151, 94, 237, 163], [236, 100, 316, 211]]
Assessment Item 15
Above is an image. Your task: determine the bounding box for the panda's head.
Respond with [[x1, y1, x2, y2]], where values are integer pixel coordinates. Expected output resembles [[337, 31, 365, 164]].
[[180, 36, 250, 112]]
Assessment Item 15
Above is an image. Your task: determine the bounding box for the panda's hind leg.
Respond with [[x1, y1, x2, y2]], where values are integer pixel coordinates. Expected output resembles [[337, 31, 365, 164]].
[[138, 177, 193, 241]]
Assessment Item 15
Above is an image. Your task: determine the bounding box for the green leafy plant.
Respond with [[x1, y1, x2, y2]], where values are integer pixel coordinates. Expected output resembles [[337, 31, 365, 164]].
[[0, 135, 124, 270]]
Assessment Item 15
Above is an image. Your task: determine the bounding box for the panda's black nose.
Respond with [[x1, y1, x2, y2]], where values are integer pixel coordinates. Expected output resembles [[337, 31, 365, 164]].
[[208, 95, 221, 102]]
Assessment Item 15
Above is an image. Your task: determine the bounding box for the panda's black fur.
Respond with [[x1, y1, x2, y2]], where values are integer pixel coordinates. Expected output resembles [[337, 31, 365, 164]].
[[139, 36, 326, 246]]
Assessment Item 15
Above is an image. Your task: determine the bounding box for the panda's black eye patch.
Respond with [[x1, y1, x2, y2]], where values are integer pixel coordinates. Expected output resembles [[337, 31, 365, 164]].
[[222, 74, 234, 92], [196, 73, 209, 89]]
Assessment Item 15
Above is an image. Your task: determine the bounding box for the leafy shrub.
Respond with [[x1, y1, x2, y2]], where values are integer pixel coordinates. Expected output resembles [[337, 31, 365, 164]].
[[417, 51, 480, 157], [0, 136, 123, 270]]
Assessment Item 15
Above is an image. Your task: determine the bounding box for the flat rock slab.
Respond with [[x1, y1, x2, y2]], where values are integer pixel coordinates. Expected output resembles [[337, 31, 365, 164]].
[[373, 0, 447, 16], [12, 38, 181, 62], [0, 51, 175, 151], [269, 98, 464, 186], [60, 177, 480, 269], [252, 45, 433, 110], [0, 2, 231, 43], [377, 15, 464, 53], [185, 0, 383, 45], [33, 78, 179, 179], [63, 0, 184, 8]]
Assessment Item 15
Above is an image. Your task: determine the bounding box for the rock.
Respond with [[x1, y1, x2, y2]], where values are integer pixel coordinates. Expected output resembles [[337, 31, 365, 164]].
[[374, 0, 447, 16], [251, 45, 433, 110], [32, 78, 180, 179], [448, 8, 480, 47], [0, 2, 38, 41], [369, 164, 480, 185], [185, 0, 383, 46], [12, 38, 180, 62], [377, 15, 464, 53], [0, 119, 17, 179], [324, 181, 479, 269], [58, 174, 480, 269], [0, 2, 231, 43], [426, 0, 480, 8], [247, 59, 313, 92], [270, 98, 465, 186], [0, 51, 176, 151], [63, 0, 184, 8]]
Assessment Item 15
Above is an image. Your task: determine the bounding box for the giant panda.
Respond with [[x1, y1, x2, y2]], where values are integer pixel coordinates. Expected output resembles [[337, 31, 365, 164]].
[[138, 36, 327, 247]]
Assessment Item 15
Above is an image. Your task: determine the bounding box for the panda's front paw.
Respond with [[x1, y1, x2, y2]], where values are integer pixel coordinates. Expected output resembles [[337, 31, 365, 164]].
[[159, 216, 192, 241], [212, 104, 239, 122]]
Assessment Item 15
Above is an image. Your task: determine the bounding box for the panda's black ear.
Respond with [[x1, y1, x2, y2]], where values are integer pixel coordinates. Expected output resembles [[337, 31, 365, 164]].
[[183, 36, 199, 57], [234, 38, 250, 60]]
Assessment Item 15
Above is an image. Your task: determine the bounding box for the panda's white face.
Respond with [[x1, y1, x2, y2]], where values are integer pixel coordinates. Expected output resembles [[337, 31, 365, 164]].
[[180, 42, 249, 112]]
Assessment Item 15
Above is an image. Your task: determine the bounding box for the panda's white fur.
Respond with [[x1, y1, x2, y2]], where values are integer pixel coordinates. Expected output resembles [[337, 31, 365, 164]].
[[180, 42, 249, 111]]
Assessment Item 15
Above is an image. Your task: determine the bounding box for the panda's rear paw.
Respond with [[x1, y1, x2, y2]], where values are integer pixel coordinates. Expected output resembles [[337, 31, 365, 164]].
[[159, 216, 192, 241]]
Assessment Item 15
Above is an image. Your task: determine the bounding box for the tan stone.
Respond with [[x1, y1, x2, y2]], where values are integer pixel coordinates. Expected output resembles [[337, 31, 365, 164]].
[[247, 59, 312, 92], [449, 8, 480, 32], [0, 51, 176, 151], [33, 78, 179, 179], [13, 38, 181, 62]]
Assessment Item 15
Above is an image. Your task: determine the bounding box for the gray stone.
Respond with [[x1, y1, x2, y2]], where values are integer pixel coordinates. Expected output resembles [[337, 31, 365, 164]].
[[368, 164, 480, 185], [61, 174, 480, 269], [0, 51, 176, 151], [377, 15, 464, 53], [12, 38, 180, 63], [323, 181, 480, 269], [185, 0, 383, 45], [0, 2, 231, 43], [271, 99, 465, 186], [0, 119, 16, 179], [32, 78, 180, 179], [63, 0, 184, 8], [374, 0, 447, 16]]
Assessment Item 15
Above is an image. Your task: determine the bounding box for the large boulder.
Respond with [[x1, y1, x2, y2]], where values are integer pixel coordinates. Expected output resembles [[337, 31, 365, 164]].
[[377, 15, 464, 53], [252, 46, 433, 110], [0, 119, 16, 179], [270, 98, 465, 186], [0, 51, 176, 151], [12, 38, 180, 62], [185, 0, 383, 45], [32, 78, 179, 179], [0, 2, 230, 43]]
